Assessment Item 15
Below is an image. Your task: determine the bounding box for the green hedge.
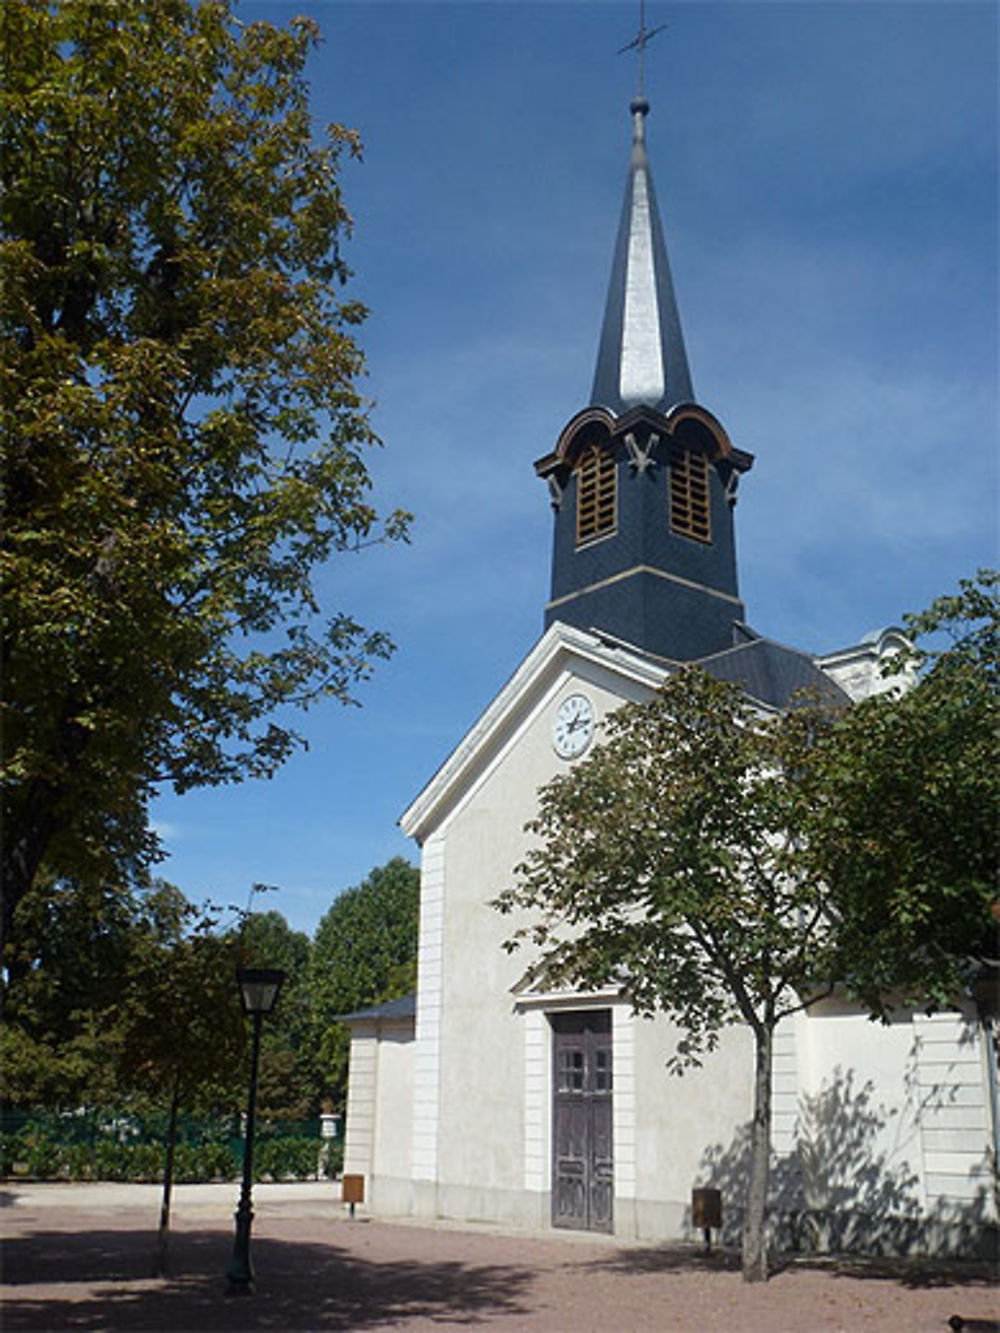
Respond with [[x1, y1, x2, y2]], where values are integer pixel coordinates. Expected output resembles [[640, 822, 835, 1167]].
[[0, 1130, 241, 1183], [0, 1116, 338, 1183]]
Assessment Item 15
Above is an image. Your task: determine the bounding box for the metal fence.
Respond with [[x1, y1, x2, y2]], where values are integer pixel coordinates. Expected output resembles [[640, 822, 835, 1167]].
[[0, 1109, 342, 1182]]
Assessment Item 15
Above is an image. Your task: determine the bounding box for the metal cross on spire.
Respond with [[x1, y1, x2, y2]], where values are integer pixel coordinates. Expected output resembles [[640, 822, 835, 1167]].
[[617, 0, 667, 102]]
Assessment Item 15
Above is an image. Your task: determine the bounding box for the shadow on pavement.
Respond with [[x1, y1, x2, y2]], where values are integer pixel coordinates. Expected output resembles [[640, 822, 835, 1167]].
[[1, 1225, 535, 1330], [571, 1244, 742, 1276], [586, 1242, 998, 1291]]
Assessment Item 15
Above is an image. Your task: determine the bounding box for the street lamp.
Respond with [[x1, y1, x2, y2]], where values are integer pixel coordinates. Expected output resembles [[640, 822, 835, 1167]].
[[227, 967, 285, 1293]]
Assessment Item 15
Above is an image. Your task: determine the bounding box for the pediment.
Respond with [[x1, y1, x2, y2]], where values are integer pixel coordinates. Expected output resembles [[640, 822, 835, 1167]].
[[399, 621, 671, 845]]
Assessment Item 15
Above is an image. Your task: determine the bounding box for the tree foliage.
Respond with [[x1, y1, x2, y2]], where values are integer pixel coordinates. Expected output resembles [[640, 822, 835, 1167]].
[[311, 857, 420, 1111], [495, 669, 840, 1281], [240, 907, 320, 1119], [0, 873, 137, 1109], [807, 568, 999, 1014], [0, 0, 409, 949], [495, 572, 998, 1280], [113, 885, 246, 1113], [0, 876, 246, 1114]]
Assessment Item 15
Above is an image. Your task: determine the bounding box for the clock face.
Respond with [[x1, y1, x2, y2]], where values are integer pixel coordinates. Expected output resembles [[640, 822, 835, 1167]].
[[553, 693, 595, 760]]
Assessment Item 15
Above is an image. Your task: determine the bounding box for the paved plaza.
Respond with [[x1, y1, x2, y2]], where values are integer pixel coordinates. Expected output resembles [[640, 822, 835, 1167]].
[[0, 1181, 997, 1331]]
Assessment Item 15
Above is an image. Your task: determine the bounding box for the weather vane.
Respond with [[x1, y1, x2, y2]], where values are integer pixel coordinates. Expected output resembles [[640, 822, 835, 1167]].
[[617, 0, 667, 101]]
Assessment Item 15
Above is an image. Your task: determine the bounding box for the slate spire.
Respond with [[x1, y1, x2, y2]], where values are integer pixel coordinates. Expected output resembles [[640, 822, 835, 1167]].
[[590, 98, 693, 416], [535, 85, 754, 664]]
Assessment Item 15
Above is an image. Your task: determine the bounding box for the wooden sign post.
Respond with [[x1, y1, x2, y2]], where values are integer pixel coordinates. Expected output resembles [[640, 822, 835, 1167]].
[[341, 1173, 365, 1220]]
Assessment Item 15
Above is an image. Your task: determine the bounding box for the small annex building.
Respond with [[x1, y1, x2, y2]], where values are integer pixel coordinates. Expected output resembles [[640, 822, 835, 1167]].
[[341, 93, 998, 1257]]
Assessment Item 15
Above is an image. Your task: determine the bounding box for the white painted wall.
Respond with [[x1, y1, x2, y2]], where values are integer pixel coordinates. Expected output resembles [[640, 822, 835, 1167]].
[[406, 662, 758, 1234], [346, 629, 995, 1256], [372, 1023, 415, 1183], [818, 628, 915, 701], [344, 1018, 415, 1215]]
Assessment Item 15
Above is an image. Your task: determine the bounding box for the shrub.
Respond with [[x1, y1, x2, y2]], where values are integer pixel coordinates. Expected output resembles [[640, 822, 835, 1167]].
[[0, 1134, 19, 1176], [0, 1116, 319, 1182], [64, 1143, 97, 1180], [173, 1139, 238, 1182], [321, 1140, 344, 1179], [20, 1130, 66, 1179], [254, 1136, 318, 1181]]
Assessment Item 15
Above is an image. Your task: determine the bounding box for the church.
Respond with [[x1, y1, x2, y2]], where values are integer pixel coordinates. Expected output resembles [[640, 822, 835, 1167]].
[[341, 89, 997, 1257]]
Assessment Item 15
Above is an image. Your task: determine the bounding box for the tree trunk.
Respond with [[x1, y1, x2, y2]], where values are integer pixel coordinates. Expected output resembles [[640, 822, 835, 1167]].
[[155, 1071, 182, 1278], [742, 1021, 774, 1283]]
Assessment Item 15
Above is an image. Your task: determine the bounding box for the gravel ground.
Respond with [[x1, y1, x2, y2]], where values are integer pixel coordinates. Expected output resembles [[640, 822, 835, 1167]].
[[0, 1182, 997, 1332]]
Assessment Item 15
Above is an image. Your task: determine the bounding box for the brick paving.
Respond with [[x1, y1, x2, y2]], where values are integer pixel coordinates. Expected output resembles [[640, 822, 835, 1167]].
[[0, 1182, 997, 1331]]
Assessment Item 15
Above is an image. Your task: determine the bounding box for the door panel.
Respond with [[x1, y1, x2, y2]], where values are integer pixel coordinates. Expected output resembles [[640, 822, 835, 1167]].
[[590, 1096, 614, 1230], [551, 1011, 613, 1233], [553, 1101, 588, 1226]]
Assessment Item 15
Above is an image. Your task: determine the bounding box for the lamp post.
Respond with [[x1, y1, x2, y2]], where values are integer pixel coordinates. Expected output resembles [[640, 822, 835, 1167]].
[[227, 967, 285, 1293]]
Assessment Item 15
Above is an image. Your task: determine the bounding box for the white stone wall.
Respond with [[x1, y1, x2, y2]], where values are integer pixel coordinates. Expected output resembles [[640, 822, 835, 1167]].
[[522, 1007, 548, 1196], [796, 1001, 926, 1214], [634, 1016, 754, 1240], [431, 670, 591, 1215], [818, 628, 915, 701], [411, 831, 445, 1192], [913, 1010, 994, 1217], [343, 1030, 378, 1180], [371, 1024, 415, 1183], [343, 1019, 415, 1215], [765, 998, 996, 1252], [353, 627, 996, 1255], [406, 659, 756, 1236]]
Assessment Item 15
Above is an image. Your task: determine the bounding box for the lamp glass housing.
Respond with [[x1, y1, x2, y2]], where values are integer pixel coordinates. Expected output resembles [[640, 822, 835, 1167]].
[[237, 967, 286, 1015]]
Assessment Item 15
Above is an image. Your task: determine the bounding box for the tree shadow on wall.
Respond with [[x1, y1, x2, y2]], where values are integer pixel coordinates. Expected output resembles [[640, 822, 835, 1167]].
[[696, 1065, 998, 1264]]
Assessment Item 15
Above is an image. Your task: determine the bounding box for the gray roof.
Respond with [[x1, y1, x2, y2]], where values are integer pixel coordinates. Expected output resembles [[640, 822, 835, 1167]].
[[696, 635, 850, 710], [591, 98, 693, 416], [337, 993, 416, 1025]]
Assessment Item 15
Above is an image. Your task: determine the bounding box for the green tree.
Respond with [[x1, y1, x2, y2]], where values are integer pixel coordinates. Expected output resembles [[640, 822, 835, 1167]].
[[311, 857, 420, 1112], [1, 873, 144, 1109], [496, 574, 999, 1280], [241, 908, 320, 1119], [113, 884, 246, 1274], [495, 670, 843, 1283], [809, 569, 999, 1014], [0, 0, 409, 952], [0, 875, 247, 1115]]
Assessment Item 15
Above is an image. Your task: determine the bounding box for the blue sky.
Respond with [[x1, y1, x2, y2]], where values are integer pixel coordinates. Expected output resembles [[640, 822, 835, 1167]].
[[151, 0, 998, 938]]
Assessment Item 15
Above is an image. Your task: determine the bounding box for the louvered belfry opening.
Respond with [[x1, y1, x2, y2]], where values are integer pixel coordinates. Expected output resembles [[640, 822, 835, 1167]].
[[668, 414, 715, 544], [575, 442, 617, 545], [668, 441, 711, 542], [538, 93, 753, 661]]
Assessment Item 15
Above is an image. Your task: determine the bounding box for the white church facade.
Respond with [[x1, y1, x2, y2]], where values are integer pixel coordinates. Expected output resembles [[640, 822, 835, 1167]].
[[341, 91, 998, 1259]]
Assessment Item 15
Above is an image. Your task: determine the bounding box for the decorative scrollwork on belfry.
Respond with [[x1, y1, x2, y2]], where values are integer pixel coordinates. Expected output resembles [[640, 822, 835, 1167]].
[[624, 431, 659, 475]]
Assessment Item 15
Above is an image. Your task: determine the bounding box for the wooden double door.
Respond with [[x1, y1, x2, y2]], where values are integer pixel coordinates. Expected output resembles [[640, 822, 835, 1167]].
[[551, 1010, 613, 1233]]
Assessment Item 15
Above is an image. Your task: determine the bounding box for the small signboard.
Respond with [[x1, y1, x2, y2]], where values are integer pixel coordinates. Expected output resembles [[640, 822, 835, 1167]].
[[691, 1187, 721, 1229], [342, 1174, 365, 1210], [692, 1187, 722, 1251]]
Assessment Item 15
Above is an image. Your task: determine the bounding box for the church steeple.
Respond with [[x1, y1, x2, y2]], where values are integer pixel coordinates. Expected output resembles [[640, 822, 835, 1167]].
[[590, 98, 693, 415], [535, 95, 754, 664]]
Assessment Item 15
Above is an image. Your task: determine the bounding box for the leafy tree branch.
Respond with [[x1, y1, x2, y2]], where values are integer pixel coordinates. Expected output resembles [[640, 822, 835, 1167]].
[[1, 0, 411, 948]]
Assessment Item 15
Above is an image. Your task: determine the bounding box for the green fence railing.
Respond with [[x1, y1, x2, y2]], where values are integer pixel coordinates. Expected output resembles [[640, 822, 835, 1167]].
[[0, 1109, 343, 1183]]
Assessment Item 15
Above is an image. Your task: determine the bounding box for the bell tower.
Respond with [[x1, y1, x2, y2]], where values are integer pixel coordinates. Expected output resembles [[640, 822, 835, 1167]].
[[535, 97, 754, 662]]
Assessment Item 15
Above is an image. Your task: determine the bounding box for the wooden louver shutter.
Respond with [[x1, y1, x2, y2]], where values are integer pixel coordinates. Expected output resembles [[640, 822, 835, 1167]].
[[576, 445, 616, 545], [669, 443, 712, 543]]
